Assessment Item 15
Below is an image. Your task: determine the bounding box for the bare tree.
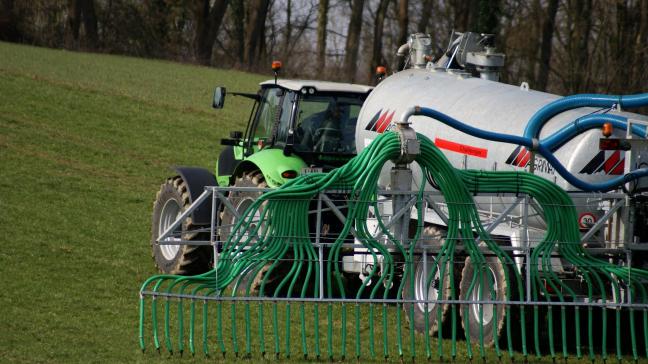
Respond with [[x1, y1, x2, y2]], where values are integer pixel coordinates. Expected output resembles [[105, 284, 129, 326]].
[[230, 0, 245, 65], [565, 0, 592, 92], [344, 0, 365, 82], [317, 0, 329, 71], [417, 0, 433, 34], [369, 0, 392, 82], [244, 0, 271, 69], [283, 0, 292, 58], [193, 0, 229, 65], [536, 0, 559, 91], [0, 0, 20, 41], [476, 0, 499, 33], [397, 0, 409, 44], [452, 0, 471, 31], [67, 0, 98, 49]]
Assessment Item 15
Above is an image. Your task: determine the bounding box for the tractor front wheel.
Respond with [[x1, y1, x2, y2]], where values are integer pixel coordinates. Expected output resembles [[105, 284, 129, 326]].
[[151, 176, 211, 275], [220, 170, 279, 296]]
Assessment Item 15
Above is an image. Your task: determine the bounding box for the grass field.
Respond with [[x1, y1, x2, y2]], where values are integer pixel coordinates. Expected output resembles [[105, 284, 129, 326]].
[[0, 42, 637, 363]]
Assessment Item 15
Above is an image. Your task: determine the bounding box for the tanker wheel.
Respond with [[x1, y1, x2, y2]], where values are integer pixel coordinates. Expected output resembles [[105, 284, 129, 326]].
[[459, 255, 507, 347], [403, 227, 452, 336], [151, 176, 212, 275]]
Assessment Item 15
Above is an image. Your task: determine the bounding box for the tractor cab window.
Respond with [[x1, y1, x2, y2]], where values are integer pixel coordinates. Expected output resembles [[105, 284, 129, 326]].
[[250, 87, 283, 149], [274, 91, 294, 144], [294, 94, 365, 154]]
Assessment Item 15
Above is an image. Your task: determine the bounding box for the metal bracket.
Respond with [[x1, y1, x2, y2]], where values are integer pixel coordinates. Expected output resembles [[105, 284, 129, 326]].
[[392, 119, 420, 164]]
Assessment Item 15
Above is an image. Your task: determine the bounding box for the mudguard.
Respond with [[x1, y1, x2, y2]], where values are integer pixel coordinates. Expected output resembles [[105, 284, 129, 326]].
[[216, 146, 238, 186], [232, 149, 307, 188], [172, 166, 218, 225]]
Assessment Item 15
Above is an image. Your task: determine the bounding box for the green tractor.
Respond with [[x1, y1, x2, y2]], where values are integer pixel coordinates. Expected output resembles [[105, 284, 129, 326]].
[[150, 73, 373, 275]]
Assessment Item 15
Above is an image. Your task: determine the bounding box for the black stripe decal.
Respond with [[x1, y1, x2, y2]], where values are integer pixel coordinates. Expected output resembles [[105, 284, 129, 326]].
[[505, 146, 522, 165], [579, 151, 605, 174], [365, 109, 382, 131]]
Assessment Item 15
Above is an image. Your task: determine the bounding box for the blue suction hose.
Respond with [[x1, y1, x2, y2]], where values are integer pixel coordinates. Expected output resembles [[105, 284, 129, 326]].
[[542, 114, 647, 151], [409, 106, 648, 192], [523, 93, 648, 139]]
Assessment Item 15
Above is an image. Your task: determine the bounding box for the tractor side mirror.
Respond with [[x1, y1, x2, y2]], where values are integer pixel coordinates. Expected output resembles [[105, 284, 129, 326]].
[[212, 87, 226, 109]]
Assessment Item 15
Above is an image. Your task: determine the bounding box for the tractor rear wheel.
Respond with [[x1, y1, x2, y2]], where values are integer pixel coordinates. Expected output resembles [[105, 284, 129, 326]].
[[151, 176, 212, 275], [403, 227, 452, 336], [459, 255, 507, 347]]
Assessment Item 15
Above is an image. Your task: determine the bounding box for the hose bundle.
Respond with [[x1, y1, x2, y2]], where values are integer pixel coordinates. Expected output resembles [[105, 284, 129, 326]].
[[139, 131, 648, 361]]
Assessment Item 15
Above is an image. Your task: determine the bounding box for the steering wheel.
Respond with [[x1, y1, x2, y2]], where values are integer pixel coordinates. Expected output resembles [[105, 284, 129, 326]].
[[314, 127, 342, 152]]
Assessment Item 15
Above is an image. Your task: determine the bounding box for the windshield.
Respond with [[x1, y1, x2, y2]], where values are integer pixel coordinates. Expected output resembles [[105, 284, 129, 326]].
[[294, 93, 365, 154]]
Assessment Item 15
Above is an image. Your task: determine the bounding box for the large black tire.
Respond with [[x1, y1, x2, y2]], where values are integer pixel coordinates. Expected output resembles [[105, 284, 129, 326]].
[[403, 227, 452, 336], [219, 170, 267, 244], [151, 176, 212, 275], [459, 255, 507, 347], [219, 171, 276, 296]]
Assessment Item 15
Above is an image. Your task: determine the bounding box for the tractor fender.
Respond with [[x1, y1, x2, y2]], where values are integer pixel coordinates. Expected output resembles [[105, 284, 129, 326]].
[[232, 149, 307, 188], [171, 166, 218, 225], [216, 145, 238, 186]]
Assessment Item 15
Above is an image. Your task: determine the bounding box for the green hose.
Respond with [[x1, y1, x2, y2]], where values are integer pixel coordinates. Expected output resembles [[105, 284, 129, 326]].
[[138, 130, 647, 360]]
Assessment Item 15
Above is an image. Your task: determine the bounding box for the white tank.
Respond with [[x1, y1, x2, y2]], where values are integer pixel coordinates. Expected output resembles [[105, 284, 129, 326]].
[[355, 68, 647, 234]]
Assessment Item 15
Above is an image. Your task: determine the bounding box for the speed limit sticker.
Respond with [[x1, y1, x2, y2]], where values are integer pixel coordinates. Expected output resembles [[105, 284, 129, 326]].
[[578, 213, 597, 229]]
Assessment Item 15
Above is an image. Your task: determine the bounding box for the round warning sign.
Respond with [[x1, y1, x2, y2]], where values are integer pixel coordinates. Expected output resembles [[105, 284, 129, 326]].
[[578, 213, 597, 229]]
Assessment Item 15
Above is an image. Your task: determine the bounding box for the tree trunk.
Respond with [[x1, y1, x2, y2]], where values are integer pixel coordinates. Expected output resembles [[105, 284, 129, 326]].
[[0, 0, 20, 42], [397, 0, 408, 45], [535, 0, 558, 91], [193, 0, 229, 65], [67, 0, 82, 44], [369, 0, 391, 83], [67, 0, 99, 49], [344, 0, 365, 82], [283, 0, 292, 57], [80, 0, 98, 49], [244, 0, 270, 69], [476, 0, 499, 34], [571, 0, 592, 92], [230, 0, 245, 65], [417, 0, 433, 34], [316, 0, 329, 71], [451, 0, 470, 31]]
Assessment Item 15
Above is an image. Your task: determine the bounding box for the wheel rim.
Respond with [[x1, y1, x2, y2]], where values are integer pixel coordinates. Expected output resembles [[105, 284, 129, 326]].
[[470, 266, 497, 325], [159, 198, 182, 260], [234, 197, 261, 242], [414, 259, 441, 312]]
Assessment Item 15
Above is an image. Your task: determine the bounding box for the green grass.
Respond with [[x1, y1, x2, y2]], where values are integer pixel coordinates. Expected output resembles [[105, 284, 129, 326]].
[[0, 42, 637, 363], [0, 42, 262, 363]]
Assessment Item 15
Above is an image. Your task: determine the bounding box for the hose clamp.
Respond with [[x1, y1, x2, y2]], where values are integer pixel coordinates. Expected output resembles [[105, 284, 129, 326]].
[[393, 121, 420, 164], [530, 138, 540, 152]]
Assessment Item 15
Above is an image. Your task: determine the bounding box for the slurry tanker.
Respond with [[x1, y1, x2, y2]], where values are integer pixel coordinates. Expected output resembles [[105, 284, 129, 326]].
[[141, 32, 648, 360]]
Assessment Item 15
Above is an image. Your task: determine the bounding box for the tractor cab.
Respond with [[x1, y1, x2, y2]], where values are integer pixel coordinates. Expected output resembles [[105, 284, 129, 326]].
[[214, 78, 372, 187]]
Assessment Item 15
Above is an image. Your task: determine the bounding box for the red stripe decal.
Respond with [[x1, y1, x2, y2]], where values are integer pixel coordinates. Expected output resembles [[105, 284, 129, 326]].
[[513, 148, 526, 166], [519, 150, 532, 167], [603, 151, 620, 173], [611, 158, 624, 175], [373, 111, 388, 132], [434, 138, 488, 158], [376, 111, 395, 133], [513, 148, 529, 167]]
